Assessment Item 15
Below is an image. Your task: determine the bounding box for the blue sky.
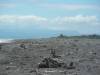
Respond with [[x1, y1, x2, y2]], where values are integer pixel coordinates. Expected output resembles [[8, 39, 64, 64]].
[[0, 0, 100, 39]]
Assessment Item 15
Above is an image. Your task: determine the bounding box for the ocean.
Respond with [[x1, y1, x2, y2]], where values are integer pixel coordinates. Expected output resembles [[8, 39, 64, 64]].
[[0, 39, 13, 43]]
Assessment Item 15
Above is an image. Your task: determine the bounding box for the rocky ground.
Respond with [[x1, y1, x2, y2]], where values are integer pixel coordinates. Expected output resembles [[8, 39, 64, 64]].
[[0, 37, 100, 75]]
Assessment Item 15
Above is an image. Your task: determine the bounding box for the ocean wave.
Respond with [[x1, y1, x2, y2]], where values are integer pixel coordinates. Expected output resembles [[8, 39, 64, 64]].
[[0, 39, 13, 43]]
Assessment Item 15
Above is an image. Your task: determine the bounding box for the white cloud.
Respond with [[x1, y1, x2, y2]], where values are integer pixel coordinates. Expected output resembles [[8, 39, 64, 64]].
[[0, 15, 47, 24], [0, 15, 99, 30], [51, 15, 97, 24], [39, 3, 100, 10], [0, 3, 99, 11], [47, 15, 99, 31]]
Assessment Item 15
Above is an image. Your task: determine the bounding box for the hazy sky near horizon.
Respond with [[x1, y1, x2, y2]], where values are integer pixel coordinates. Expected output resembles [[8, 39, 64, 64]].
[[0, 0, 100, 38]]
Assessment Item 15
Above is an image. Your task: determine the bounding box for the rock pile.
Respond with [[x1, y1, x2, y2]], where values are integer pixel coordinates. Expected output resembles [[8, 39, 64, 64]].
[[38, 49, 75, 69]]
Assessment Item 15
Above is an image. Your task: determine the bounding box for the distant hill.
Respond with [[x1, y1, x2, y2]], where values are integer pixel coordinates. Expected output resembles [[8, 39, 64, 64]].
[[57, 34, 100, 39]]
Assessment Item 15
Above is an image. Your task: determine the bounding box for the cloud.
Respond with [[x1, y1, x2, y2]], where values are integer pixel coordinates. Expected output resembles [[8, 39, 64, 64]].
[[0, 15, 47, 24], [51, 15, 98, 24], [0, 15, 99, 31], [0, 3, 16, 8], [44, 15, 99, 31], [39, 3, 100, 10]]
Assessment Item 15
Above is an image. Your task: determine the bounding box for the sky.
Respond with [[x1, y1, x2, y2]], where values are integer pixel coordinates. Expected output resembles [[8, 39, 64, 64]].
[[0, 0, 100, 39]]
